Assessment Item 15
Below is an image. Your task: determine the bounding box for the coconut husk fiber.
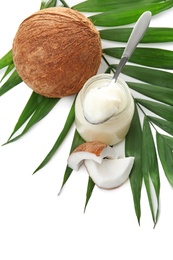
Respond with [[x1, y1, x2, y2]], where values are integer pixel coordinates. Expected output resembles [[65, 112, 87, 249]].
[[12, 7, 102, 98]]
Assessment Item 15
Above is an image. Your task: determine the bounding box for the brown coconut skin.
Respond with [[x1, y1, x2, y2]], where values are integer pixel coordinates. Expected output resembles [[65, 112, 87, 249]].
[[12, 7, 102, 98], [72, 141, 107, 156]]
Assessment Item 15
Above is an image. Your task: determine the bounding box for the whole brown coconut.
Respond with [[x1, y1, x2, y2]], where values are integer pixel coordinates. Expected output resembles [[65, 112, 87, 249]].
[[12, 7, 102, 98]]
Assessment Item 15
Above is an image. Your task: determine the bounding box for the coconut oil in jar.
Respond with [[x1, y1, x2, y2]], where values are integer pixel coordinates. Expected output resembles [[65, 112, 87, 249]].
[[75, 74, 135, 145]]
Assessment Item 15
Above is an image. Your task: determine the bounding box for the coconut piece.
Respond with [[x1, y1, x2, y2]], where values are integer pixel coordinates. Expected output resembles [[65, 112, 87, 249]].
[[12, 7, 102, 98], [67, 141, 118, 171], [84, 157, 134, 189], [67, 141, 134, 189]]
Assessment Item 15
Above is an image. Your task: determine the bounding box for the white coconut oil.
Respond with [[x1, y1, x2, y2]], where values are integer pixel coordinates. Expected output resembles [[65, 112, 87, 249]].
[[83, 79, 127, 124], [75, 74, 135, 145]]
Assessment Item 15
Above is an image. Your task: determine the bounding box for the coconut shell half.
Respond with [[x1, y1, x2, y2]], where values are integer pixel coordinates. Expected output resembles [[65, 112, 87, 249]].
[[12, 7, 102, 98]]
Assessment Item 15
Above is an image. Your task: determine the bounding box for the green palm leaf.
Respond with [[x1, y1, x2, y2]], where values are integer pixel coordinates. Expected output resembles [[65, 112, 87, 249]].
[[4, 95, 59, 144], [88, 1, 173, 26], [128, 82, 173, 106], [40, 0, 57, 9], [0, 63, 14, 82], [0, 50, 13, 69], [103, 48, 173, 70], [5, 92, 45, 141], [125, 104, 143, 225], [100, 27, 173, 43], [59, 130, 85, 194], [149, 116, 173, 136], [157, 133, 173, 187], [73, 0, 165, 12], [33, 99, 75, 174], [136, 99, 173, 122], [84, 177, 95, 212], [111, 64, 173, 88], [142, 117, 160, 226], [0, 70, 22, 96]]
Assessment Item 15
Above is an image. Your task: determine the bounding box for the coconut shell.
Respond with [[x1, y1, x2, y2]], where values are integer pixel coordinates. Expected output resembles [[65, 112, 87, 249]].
[[72, 141, 107, 156], [68, 141, 109, 171], [12, 7, 102, 98]]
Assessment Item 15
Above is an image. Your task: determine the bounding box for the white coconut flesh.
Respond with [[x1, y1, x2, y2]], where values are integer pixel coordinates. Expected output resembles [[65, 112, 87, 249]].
[[68, 144, 118, 171], [84, 157, 134, 189], [67, 141, 135, 190]]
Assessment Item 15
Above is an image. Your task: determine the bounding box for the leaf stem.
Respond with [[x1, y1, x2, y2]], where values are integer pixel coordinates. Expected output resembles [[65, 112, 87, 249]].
[[102, 54, 115, 74], [60, 0, 69, 7], [135, 101, 159, 133]]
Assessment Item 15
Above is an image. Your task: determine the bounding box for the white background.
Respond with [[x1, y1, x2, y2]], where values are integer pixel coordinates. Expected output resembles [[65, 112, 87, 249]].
[[1, 0, 173, 259]]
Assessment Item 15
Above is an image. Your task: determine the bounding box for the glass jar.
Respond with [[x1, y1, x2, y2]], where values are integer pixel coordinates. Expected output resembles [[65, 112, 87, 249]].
[[75, 74, 134, 145]]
